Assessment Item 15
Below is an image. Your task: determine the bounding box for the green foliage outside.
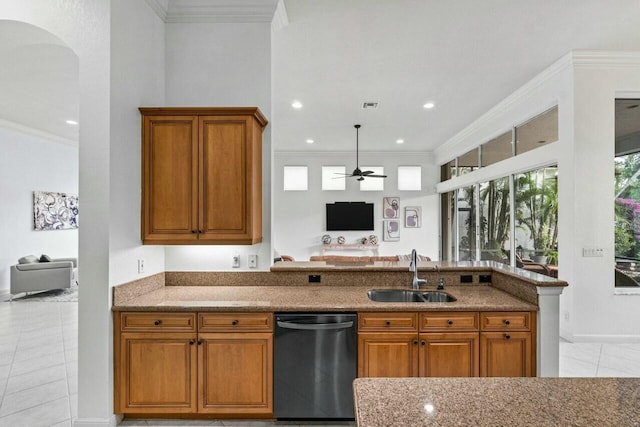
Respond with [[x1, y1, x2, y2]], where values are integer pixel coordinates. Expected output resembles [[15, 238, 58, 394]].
[[615, 153, 640, 260]]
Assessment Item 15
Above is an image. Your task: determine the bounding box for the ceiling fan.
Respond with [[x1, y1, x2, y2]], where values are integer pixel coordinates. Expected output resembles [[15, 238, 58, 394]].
[[336, 124, 387, 181]]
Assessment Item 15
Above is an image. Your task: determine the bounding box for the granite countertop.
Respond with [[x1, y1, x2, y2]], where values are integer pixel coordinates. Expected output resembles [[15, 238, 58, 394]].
[[111, 284, 537, 312], [353, 377, 640, 426]]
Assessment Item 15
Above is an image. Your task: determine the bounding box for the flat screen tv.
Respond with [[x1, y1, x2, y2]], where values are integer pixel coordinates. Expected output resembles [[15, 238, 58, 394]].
[[326, 202, 374, 231]]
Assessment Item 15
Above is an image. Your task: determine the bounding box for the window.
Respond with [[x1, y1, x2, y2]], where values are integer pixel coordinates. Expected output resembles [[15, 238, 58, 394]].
[[441, 159, 456, 180], [283, 166, 308, 191], [457, 148, 479, 176], [515, 106, 558, 155], [479, 176, 510, 263], [397, 166, 421, 191], [615, 98, 640, 287], [322, 166, 346, 190], [481, 131, 513, 167], [359, 167, 384, 191], [457, 185, 477, 261]]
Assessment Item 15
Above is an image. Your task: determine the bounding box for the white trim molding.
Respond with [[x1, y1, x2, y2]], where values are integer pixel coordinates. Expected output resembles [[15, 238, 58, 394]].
[[271, 0, 289, 32], [165, 0, 279, 23], [143, 0, 168, 22], [537, 286, 565, 377], [0, 118, 77, 147], [572, 50, 640, 69], [72, 415, 119, 427]]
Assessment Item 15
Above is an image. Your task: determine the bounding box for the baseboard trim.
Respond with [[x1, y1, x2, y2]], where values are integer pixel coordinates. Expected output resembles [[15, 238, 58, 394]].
[[72, 415, 119, 427], [568, 334, 640, 343]]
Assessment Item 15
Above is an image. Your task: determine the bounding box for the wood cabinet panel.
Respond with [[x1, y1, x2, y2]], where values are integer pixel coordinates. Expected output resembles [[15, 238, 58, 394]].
[[120, 312, 196, 332], [199, 312, 272, 332], [480, 312, 531, 331], [419, 333, 479, 377], [117, 332, 197, 413], [198, 333, 272, 414], [358, 333, 419, 377], [420, 312, 478, 332], [358, 312, 418, 332], [142, 116, 199, 242], [480, 332, 532, 377]]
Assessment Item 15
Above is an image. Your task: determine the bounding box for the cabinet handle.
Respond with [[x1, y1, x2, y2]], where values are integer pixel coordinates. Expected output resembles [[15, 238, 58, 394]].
[[413, 340, 418, 345], [504, 320, 511, 326], [191, 230, 196, 233], [385, 321, 391, 326], [199, 230, 204, 234], [189, 339, 195, 345], [154, 320, 162, 326], [447, 320, 453, 325], [232, 320, 238, 326], [505, 334, 511, 340], [197, 339, 203, 345], [421, 340, 426, 346]]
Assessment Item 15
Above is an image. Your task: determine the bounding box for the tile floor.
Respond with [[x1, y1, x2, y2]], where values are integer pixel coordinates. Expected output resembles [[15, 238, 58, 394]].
[[0, 300, 638, 426]]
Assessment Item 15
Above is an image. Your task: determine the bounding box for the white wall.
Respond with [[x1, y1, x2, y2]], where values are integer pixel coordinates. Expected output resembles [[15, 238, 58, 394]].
[[164, 22, 273, 270], [0, 127, 78, 294], [273, 152, 440, 261], [565, 56, 640, 341], [109, 0, 165, 286]]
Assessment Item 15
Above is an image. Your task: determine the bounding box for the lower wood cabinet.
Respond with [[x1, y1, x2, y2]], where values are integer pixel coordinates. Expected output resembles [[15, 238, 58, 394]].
[[114, 312, 273, 417], [358, 311, 535, 379]]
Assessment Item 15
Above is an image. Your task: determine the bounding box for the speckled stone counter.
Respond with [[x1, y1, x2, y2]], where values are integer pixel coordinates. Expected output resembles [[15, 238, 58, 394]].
[[111, 284, 537, 312], [353, 377, 640, 426]]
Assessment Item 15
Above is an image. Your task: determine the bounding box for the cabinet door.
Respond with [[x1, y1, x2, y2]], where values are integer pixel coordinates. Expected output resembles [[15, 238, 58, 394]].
[[480, 332, 532, 377], [198, 332, 273, 415], [199, 116, 261, 244], [358, 333, 419, 377], [419, 333, 479, 377], [142, 115, 199, 243], [117, 333, 197, 413]]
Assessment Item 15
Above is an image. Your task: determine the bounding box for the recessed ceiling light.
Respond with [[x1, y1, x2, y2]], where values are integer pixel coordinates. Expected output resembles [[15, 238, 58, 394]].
[[396, 139, 405, 144], [306, 139, 314, 144], [291, 101, 303, 109], [423, 102, 435, 109], [66, 120, 78, 125]]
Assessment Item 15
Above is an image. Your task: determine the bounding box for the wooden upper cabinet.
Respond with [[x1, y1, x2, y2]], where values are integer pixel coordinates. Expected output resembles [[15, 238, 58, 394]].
[[140, 108, 267, 245]]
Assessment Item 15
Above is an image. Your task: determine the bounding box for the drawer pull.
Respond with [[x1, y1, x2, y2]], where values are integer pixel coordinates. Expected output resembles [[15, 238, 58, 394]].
[[504, 320, 511, 326], [232, 320, 238, 325], [447, 320, 453, 325], [413, 340, 418, 345], [198, 339, 203, 345], [505, 334, 511, 340], [191, 230, 196, 233], [189, 340, 195, 345], [199, 230, 204, 233], [421, 340, 426, 346], [154, 320, 162, 326], [385, 321, 391, 326]]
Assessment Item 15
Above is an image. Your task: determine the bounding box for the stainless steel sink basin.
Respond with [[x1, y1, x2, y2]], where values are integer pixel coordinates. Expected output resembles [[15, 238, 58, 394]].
[[367, 289, 457, 303]]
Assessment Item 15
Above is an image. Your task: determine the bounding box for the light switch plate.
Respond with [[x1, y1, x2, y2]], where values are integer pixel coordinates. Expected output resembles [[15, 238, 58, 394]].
[[232, 254, 240, 268], [582, 247, 604, 257]]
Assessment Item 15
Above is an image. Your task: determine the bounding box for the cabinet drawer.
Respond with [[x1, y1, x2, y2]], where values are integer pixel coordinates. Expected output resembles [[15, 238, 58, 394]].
[[420, 312, 478, 332], [120, 312, 196, 332], [199, 313, 273, 332], [480, 312, 531, 331], [358, 312, 418, 332]]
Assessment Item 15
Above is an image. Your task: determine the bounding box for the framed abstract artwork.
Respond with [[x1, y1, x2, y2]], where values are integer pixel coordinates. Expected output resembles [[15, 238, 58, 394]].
[[405, 206, 421, 228], [383, 219, 400, 241], [383, 197, 400, 219], [33, 191, 79, 231]]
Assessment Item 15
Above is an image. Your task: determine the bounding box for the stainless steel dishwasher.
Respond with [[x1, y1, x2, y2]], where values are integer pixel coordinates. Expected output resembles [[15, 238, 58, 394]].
[[274, 313, 357, 419]]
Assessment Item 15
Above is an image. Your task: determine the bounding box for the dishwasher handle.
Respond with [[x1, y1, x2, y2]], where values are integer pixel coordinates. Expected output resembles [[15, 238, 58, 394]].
[[276, 320, 354, 331]]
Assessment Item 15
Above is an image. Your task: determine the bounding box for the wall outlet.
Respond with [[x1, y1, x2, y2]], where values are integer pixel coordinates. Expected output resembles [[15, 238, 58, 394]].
[[582, 247, 604, 257], [232, 254, 240, 268], [137, 259, 145, 274], [248, 254, 258, 268], [563, 311, 570, 321]]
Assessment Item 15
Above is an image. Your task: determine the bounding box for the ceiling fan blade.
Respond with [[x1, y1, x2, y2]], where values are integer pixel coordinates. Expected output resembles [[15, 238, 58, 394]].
[[357, 177, 365, 181], [366, 174, 387, 178], [361, 170, 375, 175]]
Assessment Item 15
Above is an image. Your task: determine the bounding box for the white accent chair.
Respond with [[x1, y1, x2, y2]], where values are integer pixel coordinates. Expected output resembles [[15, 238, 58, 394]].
[[10, 255, 78, 301]]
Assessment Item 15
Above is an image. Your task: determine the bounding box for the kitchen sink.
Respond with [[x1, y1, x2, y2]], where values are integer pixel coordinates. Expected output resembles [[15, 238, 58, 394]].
[[367, 289, 457, 303]]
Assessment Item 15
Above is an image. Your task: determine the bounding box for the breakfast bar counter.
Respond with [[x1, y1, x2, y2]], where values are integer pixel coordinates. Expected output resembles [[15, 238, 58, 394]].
[[353, 377, 640, 426]]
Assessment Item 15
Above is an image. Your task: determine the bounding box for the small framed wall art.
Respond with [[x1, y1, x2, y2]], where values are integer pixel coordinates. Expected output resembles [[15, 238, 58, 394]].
[[383, 197, 399, 219], [405, 206, 421, 228], [383, 219, 400, 241]]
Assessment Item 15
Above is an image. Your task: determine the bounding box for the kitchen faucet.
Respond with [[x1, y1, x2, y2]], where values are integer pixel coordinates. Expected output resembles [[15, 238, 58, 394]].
[[435, 265, 445, 290], [409, 249, 427, 290]]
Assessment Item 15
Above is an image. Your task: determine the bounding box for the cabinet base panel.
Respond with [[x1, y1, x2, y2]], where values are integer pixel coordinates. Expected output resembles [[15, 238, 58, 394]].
[[122, 413, 273, 419]]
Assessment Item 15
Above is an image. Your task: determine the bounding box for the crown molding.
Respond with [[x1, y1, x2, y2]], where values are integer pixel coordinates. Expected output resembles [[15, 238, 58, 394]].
[[271, 0, 289, 32], [0, 118, 78, 147], [572, 50, 640, 68], [165, 0, 279, 24], [144, 0, 168, 22], [274, 150, 433, 158], [435, 52, 572, 161]]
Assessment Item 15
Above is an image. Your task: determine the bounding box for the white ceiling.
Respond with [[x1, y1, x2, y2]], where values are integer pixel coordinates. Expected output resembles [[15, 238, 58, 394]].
[[273, 0, 640, 152], [0, 20, 79, 143]]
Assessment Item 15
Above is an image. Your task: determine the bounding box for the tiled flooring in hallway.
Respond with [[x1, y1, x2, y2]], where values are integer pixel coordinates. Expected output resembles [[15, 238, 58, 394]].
[[0, 300, 639, 426]]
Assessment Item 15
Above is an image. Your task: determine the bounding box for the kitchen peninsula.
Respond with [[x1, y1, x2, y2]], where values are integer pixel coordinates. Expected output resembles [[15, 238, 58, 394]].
[[112, 261, 566, 419]]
